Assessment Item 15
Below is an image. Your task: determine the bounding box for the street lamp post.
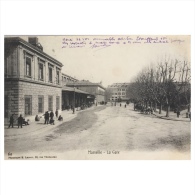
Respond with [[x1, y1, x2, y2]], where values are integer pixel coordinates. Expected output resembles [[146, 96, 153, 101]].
[[73, 84, 75, 114]]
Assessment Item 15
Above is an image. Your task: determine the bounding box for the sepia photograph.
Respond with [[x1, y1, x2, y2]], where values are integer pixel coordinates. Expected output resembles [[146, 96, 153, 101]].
[[1, 1, 195, 195], [4, 35, 191, 160]]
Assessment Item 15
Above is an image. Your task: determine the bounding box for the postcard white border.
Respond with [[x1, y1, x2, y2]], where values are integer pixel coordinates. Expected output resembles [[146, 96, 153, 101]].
[[1, 1, 194, 195]]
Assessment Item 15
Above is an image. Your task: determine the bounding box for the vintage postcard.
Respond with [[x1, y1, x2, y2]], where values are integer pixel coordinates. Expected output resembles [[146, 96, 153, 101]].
[[4, 35, 191, 160]]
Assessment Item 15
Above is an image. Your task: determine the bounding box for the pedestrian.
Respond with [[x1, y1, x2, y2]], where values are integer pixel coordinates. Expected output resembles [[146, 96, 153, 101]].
[[50, 110, 54, 120], [55, 109, 58, 118], [8, 114, 14, 128], [120, 103, 121, 107], [44, 111, 49, 124], [17, 114, 23, 128], [58, 115, 63, 121], [44, 112, 47, 124], [23, 118, 30, 125], [125, 104, 126, 108], [49, 118, 55, 125], [35, 115, 40, 121], [189, 112, 191, 121]]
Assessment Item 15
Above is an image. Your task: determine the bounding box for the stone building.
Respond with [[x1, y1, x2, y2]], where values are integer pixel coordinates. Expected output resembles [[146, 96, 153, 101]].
[[61, 74, 94, 110], [4, 37, 63, 122], [62, 73, 78, 85], [66, 80, 105, 104], [4, 36, 105, 124], [106, 83, 130, 101]]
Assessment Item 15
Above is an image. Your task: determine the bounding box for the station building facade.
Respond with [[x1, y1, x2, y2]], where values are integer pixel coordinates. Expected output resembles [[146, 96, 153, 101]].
[[4, 37, 63, 122], [4, 37, 105, 123]]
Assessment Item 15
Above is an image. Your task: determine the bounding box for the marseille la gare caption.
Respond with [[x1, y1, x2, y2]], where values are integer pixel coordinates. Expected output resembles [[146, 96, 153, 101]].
[[88, 150, 120, 154]]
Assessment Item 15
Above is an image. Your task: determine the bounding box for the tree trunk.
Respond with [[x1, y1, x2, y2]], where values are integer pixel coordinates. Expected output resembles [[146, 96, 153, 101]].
[[150, 101, 152, 109], [146, 101, 148, 108], [154, 101, 157, 112], [188, 103, 191, 112], [159, 101, 162, 114], [166, 104, 170, 117]]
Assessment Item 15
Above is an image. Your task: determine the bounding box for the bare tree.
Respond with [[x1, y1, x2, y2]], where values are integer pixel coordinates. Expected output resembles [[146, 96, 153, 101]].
[[127, 56, 191, 117]]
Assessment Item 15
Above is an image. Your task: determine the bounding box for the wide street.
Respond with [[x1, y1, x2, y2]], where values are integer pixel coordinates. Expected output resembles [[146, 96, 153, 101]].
[[4, 103, 191, 160]]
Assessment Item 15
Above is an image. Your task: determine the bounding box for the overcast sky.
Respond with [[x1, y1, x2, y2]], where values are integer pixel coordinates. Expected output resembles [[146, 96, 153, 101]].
[[17, 35, 190, 87]]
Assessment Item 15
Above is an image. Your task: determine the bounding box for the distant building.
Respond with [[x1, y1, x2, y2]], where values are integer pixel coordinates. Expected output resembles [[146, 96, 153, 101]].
[[106, 83, 130, 101], [66, 80, 106, 104], [62, 73, 78, 85], [61, 75, 93, 110], [4, 37, 63, 122]]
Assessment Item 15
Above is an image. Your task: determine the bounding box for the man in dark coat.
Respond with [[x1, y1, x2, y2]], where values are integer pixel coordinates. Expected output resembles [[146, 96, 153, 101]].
[[55, 109, 58, 118], [44, 111, 49, 124], [50, 111, 54, 120], [18, 114, 23, 128], [8, 114, 14, 128]]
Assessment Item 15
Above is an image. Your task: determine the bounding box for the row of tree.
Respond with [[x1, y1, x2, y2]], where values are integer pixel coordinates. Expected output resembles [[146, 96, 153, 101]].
[[126, 57, 191, 117]]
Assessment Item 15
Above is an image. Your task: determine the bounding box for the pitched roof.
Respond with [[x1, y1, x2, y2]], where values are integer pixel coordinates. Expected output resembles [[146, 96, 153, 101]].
[[67, 80, 106, 90], [62, 86, 90, 95], [108, 83, 130, 88], [66, 81, 105, 89]]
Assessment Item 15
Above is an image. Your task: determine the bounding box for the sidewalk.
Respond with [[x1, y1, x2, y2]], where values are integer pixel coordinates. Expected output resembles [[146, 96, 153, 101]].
[[4, 106, 95, 138], [152, 109, 191, 122]]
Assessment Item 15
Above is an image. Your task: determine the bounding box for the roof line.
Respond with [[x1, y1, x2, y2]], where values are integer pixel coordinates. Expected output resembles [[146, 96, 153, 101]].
[[5, 37, 63, 67]]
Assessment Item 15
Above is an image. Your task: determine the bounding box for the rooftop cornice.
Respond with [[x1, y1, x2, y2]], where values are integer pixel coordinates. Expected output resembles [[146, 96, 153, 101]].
[[5, 37, 63, 67]]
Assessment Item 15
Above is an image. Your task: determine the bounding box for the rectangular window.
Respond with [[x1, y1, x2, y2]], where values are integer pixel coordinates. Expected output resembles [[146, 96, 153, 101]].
[[39, 63, 44, 80], [48, 96, 53, 111], [25, 95, 32, 115], [56, 96, 60, 110], [56, 70, 60, 84], [38, 96, 44, 113], [26, 57, 31, 77], [49, 67, 52, 82]]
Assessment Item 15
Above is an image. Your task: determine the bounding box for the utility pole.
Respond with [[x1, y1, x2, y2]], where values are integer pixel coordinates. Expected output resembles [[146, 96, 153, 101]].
[[73, 82, 75, 114]]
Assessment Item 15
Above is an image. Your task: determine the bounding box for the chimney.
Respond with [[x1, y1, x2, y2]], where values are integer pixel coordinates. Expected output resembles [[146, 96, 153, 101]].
[[28, 37, 43, 51], [28, 37, 38, 46]]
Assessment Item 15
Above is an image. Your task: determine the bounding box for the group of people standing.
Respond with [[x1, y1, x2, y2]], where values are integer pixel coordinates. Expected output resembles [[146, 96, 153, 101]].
[[44, 110, 62, 125], [8, 114, 29, 128], [8, 109, 64, 129], [44, 111, 55, 125]]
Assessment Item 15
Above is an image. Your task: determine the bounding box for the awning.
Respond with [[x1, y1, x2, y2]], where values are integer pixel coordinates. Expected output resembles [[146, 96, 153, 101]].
[[62, 86, 90, 95]]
